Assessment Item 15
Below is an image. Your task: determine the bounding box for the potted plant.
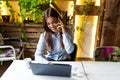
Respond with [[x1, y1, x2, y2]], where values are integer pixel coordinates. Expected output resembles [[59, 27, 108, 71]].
[[0, 1, 10, 23], [0, 0, 15, 23], [18, 0, 50, 23], [5, 0, 15, 23]]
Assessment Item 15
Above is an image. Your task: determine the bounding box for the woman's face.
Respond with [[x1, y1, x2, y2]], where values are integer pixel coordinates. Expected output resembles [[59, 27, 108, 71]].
[[46, 16, 59, 33]]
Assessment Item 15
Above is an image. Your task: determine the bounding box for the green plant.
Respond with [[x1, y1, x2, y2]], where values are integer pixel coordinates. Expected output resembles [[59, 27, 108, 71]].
[[82, 1, 95, 15], [18, 0, 50, 23], [0, 0, 16, 23], [15, 23, 27, 41], [112, 47, 120, 61], [76, 0, 95, 32], [75, 0, 97, 54], [105, 47, 120, 62], [114, 47, 120, 55], [5, 0, 15, 23]]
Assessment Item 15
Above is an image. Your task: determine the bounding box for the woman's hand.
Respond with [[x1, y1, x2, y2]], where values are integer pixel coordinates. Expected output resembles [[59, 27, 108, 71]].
[[57, 18, 66, 33]]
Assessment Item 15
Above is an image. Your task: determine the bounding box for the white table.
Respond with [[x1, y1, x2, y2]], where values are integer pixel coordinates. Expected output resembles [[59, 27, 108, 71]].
[[1, 60, 120, 80], [0, 60, 87, 80], [82, 61, 120, 80]]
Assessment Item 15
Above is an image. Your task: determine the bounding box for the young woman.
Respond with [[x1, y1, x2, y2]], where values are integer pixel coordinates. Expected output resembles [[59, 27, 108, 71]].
[[35, 8, 74, 63]]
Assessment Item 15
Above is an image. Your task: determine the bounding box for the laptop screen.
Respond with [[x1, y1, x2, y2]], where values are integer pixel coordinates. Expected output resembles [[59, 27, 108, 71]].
[[29, 62, 72, 77]]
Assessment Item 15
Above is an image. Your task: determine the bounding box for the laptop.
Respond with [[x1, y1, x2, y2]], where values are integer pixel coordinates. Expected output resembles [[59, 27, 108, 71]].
[[29, 62, 72, 77]]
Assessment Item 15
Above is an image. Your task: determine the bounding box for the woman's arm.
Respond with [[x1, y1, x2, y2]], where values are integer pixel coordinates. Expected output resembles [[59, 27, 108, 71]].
[[62, 29, 74, 54], [57, 18, 74, 54], [34, 33, 49, 63]]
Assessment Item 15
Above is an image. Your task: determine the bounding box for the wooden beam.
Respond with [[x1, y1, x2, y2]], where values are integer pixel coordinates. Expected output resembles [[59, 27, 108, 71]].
[[75, 5, 101, 15]]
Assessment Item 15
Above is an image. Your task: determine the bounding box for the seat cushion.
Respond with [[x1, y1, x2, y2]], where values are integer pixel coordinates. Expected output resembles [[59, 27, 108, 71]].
[[0, 47, 23, 58], [95, 47, 114, 61]]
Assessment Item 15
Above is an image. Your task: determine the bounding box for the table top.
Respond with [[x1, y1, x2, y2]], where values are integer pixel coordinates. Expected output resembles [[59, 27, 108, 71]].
[[0, 60, 87, 80], [1, 60, 120, 80], [82, 61, 120, 80]]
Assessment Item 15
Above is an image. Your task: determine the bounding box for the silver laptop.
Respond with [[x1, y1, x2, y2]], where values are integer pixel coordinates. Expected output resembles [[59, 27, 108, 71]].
[[29, 62, 72, 77]]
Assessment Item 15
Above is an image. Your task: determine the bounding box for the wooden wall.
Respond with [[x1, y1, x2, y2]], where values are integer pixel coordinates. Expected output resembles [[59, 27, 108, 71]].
[[0, 23, 44, 59], [100, 0, 120, 47], [1, 0, 120, 59]]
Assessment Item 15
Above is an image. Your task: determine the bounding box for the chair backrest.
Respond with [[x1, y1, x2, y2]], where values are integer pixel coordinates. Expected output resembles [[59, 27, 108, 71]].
[[0, 33, 24, 62], [70, 43, 77, 61], [94, 46, 120, 61], [0, 33, 4, 46]]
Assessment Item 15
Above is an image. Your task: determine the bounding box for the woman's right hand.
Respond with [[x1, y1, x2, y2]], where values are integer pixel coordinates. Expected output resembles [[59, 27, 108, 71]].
[[57, 18, 66, 33]]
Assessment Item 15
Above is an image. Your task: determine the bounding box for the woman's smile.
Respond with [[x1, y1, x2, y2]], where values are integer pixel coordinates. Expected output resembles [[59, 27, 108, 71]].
[[46, 17, 59, 32]]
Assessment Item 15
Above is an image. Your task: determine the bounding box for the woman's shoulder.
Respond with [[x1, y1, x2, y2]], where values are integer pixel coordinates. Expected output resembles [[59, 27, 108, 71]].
[[41, 31, 46, 35], [40, 32, 46, 37]]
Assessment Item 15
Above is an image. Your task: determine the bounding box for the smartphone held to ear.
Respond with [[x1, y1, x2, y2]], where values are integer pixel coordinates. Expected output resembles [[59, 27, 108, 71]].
[[57, 27, 62, 32]]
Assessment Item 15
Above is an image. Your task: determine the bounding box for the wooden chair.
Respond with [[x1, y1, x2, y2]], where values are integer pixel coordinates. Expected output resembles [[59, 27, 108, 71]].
[[94, 46, 120, 62], [0, 33, 24, 65]]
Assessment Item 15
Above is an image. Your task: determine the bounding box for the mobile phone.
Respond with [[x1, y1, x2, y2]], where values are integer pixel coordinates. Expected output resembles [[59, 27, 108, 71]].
[[57, 27, 62, 32]]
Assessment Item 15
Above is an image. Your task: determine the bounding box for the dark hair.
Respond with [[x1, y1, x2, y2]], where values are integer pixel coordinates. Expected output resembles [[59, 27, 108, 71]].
[[43, 8, 61, 32], [43, 8, 64, 51]]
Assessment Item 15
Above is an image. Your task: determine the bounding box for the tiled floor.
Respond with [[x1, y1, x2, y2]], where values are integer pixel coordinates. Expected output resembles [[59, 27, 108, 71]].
[[0, 61, 12, 77]]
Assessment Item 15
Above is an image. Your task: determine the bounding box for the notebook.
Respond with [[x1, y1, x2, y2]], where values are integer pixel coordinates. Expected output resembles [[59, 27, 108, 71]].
[[29, 62, 72, 77]]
